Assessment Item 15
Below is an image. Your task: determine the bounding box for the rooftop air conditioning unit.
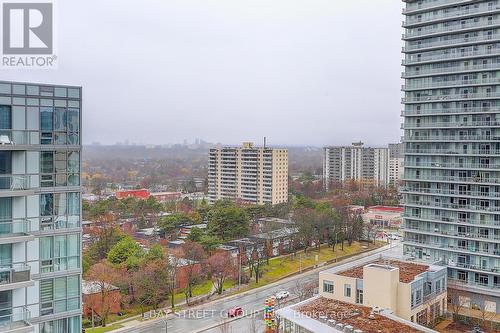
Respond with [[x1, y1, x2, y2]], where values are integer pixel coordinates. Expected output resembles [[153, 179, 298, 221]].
[[344, 325, 354, 333]]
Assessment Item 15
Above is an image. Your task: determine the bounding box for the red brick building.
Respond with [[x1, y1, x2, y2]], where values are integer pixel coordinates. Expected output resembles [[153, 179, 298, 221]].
[[115, 189, 150, 200], [82, 280, 122, 318]]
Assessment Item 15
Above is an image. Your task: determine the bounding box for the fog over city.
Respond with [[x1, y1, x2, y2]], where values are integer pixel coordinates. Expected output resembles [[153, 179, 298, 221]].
[[1, 0, 403, 147]]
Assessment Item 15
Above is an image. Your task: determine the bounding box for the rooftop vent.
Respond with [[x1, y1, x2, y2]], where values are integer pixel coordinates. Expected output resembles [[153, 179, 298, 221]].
[[336, 323, 344, 330], [354, 330, 363, 333], [327, 319, 336, 327]]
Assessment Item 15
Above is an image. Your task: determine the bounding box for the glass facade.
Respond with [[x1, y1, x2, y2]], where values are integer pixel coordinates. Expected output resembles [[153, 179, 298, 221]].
[[402, 0, 500, 304], [0, 81, 82, 332]]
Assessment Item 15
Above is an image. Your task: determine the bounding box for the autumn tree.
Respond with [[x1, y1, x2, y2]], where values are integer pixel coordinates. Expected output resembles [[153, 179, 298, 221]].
[[207, 252, 237, 294], [133, 259, 171, 315], [85, 261, 121, 327], [181, 241, 205, 302]]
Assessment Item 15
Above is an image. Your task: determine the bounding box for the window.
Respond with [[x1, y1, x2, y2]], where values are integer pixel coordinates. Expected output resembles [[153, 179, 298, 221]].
[[40, 275, 80, 316], [356, 289, 363, 304], [40, 151, 80, 187], [344, 284, 351, 298], [40, 107, 80, 145], [323, 280, 334, 294], [0, 106, 11, 130], [40, 192, 80, 230], [40, 315, 80, 333], [40, 234, 80, 273]]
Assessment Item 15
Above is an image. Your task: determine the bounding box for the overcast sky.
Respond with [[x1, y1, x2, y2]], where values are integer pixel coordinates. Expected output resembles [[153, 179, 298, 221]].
[[2, 0, 404, 147]]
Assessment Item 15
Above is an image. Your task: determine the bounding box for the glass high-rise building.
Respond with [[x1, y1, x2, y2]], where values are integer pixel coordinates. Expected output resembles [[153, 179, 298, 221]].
[[0, 81, 82, 332], [402, 0, 500, 311]]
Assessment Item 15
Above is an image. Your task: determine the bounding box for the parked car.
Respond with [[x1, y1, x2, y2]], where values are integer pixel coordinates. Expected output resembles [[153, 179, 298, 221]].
[[275, 290, 290, 300], [227, 306, 243, 317]]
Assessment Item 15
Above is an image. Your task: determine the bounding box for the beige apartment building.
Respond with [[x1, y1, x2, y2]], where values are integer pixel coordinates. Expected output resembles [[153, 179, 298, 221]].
[[208, 142, 288, 205], [319, 259, 448, 327]]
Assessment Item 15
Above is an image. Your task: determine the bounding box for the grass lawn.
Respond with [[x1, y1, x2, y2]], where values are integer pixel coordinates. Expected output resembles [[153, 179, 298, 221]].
[[246, 241, 379, 288], [85, 324, 123, 333], [172, 279, 235, 304]]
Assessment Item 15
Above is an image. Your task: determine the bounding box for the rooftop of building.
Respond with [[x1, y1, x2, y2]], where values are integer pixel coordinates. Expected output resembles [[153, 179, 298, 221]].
[[367, 206, 404, 213], [336, 259, 430, 283], [82, 280, 119, 295], [278, 297, 433, 333]]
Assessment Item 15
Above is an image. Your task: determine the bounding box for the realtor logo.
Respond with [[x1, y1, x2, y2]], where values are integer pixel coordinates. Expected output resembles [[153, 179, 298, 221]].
[[1, 1, 57, 68]]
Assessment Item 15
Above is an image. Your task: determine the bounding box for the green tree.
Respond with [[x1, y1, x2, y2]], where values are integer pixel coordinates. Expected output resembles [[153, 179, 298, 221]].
[[207, 201, 250, 240], [107, 236, 143, 266], [157, 213, 192, 238]]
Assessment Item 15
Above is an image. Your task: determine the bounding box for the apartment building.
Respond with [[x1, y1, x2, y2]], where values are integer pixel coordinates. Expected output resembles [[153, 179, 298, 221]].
[[208, 142, 288, 205], [319, 259, 447, 327], [323, 142, 400, 190], [401, 0, 500, 313], [0, 81, 82, 333]]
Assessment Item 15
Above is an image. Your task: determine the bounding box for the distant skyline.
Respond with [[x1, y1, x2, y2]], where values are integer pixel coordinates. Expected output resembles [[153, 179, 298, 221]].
[[2, 0, 403, 146]]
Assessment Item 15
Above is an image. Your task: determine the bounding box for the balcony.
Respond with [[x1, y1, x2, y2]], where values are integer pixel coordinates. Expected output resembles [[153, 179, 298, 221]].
[[404, 238, 500, 257], [402, 213, 500, 228], [403, 120, 500, 128], [403, 78, 500, 91], [401, 186, 500, 199], [403, 200, 500, 213], [403, 107, 500, 116], [404, 5, 500, 27], [0, 176, 32, 197], [403, 62, 500, 78], [403, 34, 500, 53], [403, 0, 479, 15], [403, 92, 500, 103], [404, 18, 500, 39], [404, 134, 500, 142], [447, 278, 500, 297], [0, 265, 33, 292], [405, 148, 500, 156], [0, 307, 33, 333], [401, 225, 500, 243], [0, 219, 33, 245], [0, 131, 36, 150], [403, 47, 500, 65]]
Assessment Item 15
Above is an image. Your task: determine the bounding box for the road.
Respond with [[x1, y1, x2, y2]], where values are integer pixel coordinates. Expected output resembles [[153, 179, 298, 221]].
[[119, 240, 403, 333]]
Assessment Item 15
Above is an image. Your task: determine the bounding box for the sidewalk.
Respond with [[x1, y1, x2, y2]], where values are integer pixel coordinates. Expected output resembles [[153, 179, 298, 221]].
[[93, 242, 392, 333]]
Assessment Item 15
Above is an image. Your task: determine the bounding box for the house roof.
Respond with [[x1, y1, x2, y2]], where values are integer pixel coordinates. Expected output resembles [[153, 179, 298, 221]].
[[82, 280, 119, 295]]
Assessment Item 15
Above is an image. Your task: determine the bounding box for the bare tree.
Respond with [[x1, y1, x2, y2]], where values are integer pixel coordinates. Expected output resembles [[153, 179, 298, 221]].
[[291, 278, 318, 301], [85, 261, 121, 327], [447, 287, 469, 320]]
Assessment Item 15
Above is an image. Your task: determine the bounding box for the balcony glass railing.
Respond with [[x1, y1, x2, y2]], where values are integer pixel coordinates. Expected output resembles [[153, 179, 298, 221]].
[[404, 18, 500, 39], [405, 148, 500, 155], [403, 92, 500, 103], [404, 238, 500, 256], [401, 225, 500, 241], [401, 186, 500, 198], [403, 78, 500, 90], [0, 130, 36, 146], [402, 200, 500, 212], [0, 307, 31, 331], [404, 0, 477, 14], [447, 277, 500, 289], [402, 213, 500, 227], [403, 62, 500, 77], [403, 120, 500, 128], [403, 174, 500, 184], [403, 48, 500, 65], [0, 264, 31, 286], [0, 219, 31, 238], [404, 5, 500, 26], [0, 175, 30, 191], [404, 135, 500, 142], [404, 34, 500, 52], [403, 107, 500, 116]]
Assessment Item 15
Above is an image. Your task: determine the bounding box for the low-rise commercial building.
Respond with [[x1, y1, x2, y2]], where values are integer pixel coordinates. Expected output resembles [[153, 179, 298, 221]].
[[319, 259, 447, 327]]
